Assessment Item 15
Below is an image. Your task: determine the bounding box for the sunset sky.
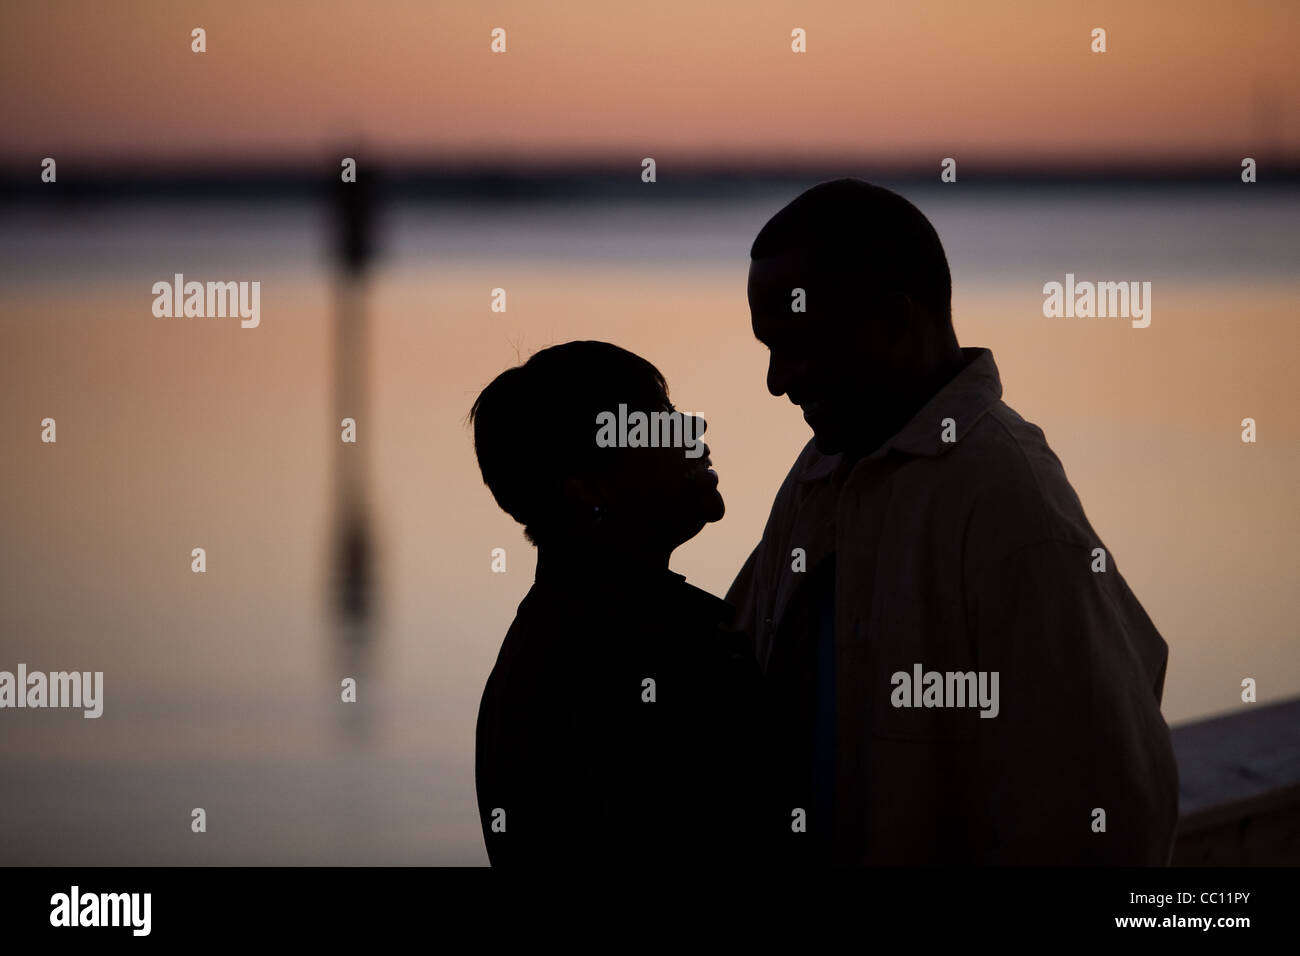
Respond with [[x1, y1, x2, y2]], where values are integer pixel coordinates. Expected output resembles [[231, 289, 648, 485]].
[[2, 0, 1298, 866], [3, 0, 1297, 166]]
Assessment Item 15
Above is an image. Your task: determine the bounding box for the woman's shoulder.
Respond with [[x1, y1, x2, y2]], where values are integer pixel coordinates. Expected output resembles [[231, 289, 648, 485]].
[[671, 577, 749, 643]]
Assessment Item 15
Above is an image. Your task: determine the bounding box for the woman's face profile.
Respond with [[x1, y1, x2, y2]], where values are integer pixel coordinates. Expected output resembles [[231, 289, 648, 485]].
[[596, 384, 725, 553]]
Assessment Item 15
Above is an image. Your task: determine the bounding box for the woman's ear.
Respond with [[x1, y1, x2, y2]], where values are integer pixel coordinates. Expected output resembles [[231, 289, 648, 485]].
[[560, 475, 607, 515]]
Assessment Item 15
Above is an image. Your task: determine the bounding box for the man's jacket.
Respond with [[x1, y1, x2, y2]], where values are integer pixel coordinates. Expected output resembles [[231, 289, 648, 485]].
[[727, 346, 1180, 864]]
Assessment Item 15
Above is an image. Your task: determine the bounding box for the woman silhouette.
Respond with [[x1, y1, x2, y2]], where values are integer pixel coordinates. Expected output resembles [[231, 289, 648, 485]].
[[469, 341, 768, 866]]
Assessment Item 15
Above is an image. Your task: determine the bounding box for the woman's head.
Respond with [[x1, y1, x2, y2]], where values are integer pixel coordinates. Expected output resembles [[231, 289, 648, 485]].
[[469, 341, 724, 559]]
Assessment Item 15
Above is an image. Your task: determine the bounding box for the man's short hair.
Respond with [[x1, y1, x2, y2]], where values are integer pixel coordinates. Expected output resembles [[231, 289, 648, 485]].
[[750, 178, 953, 327], [469, 341, 667, 546]]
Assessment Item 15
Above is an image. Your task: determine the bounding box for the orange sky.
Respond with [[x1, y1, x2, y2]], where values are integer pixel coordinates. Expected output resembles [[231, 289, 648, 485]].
[[2, 0, 1297, 164]]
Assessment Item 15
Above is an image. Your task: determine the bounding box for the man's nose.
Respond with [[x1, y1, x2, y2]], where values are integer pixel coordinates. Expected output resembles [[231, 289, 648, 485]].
[[766, 352, 792, 397]]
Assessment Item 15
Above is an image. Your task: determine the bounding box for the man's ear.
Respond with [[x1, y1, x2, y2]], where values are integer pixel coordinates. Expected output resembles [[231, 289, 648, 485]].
[[884, 291, 916, 341]]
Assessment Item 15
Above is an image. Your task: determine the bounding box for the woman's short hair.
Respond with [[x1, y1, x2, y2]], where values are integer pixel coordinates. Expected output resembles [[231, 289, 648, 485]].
[[469, 341, 668, 545]]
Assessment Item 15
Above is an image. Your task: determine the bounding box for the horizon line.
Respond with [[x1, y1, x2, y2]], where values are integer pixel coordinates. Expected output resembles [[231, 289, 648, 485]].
[[3, 155, 1297, 202]]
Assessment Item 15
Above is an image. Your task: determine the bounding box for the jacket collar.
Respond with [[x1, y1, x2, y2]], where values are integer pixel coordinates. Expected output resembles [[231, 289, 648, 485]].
[[533, 558, 732, 615], [795, 346, 1003, 482]]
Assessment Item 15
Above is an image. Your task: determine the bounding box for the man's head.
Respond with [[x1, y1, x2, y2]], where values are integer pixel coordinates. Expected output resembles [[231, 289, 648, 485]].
[[748, 178, 959, 456], [469, 340, 724, 557]]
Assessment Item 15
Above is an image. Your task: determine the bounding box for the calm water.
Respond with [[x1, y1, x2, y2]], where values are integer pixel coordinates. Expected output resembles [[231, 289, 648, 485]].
[[2, 184, 1298, 863]]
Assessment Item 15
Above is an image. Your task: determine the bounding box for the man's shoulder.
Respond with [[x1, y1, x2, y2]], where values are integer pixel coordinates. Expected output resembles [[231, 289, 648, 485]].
[[957, 399, 1054, 481], [950, 399, 1097, 553]]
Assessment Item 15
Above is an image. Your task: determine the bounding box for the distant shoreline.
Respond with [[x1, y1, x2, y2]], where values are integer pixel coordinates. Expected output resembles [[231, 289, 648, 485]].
[[4, 159, 1300, 205]]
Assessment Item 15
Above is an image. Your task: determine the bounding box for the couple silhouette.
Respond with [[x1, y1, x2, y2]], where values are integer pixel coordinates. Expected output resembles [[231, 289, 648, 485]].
[[470, 179, 1180, 866]]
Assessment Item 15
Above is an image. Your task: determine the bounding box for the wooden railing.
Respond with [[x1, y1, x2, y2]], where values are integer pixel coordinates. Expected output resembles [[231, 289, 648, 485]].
[[1171, 697, 1300, 865]]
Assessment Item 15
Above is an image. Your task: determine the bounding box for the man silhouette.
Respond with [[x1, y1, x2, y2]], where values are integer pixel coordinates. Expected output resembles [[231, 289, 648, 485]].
[[727, 178, 1179, 864]]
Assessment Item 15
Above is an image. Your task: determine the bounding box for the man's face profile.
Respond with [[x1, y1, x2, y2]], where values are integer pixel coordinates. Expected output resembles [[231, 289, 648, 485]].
[[748, 248, 893, 456]]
